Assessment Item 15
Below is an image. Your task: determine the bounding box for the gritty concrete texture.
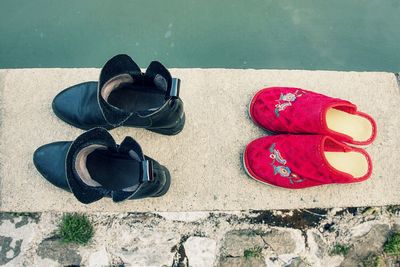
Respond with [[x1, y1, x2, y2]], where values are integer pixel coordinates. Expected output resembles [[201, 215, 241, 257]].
[[0, 68, 399, 212], [1, 207, 399, 266]]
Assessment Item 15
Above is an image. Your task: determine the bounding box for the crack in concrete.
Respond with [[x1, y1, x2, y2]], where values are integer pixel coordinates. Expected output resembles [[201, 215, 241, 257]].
[[223, 254, 242, 258], [395, 73, 400, 92], [171, 235, 190, 267], [246, 209, 327, 230]]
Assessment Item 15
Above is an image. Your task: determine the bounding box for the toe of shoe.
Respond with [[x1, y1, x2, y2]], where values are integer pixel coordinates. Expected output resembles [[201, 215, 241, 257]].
[[250, 88, 279, 127], [33, 142, 72, 191], [52, 85, 82, 125], [52, 82, 107, 129]]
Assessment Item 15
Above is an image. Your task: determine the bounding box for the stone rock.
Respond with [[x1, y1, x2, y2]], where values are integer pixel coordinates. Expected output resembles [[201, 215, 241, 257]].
[[113, 231, 177, 267], [312, 233, 326, 257], [307, 229, 328, 262], [219, 257, 266, 267], [262, 229, 299, 255], [88, 247, 110, 267], [356, 254, 400, 267], [340, 224, 390, 267], [184, 237, 217, 267], [349, 221, 376, 238], [384, 255, 400, 267], [37, 238, 81, 266], [220, 230, 265, 257], [285, 257, 309, 267], [305, 230, 342, 267]]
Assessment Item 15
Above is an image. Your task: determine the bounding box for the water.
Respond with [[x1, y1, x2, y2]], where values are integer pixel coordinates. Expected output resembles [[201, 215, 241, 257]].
[[0, 0, 399, 71]]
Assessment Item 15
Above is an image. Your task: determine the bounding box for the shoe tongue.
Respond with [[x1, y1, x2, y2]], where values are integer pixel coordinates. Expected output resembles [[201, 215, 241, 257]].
[[99, 54, 141, 90], [75, 148, 142, 193], [79, 136, 146, 193], [69, 130, 148, 202]]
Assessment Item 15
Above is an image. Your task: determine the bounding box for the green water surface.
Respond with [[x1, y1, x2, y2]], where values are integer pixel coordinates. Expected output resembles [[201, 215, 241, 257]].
[[0, 0, 399, 71]]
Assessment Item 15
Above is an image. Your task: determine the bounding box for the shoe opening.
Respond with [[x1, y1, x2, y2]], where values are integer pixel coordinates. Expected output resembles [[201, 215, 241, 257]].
[[325, 104, 374, 143], [74, 144, 140, 192], [322, 137, 370, 179], [101, 73, 167, 114]]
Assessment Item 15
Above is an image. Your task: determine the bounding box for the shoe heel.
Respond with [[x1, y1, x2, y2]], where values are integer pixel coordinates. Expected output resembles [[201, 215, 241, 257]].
[[153, 166, 171, 197], [147, 113, 186, 135]]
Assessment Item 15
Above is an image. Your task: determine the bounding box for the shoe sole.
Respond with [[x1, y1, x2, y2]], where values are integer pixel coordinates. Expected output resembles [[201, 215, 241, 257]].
[[147, 112, 186, 136], [53, 99, 186, 135], [152, 166, 172, 197], [244, 91, 279, 188]]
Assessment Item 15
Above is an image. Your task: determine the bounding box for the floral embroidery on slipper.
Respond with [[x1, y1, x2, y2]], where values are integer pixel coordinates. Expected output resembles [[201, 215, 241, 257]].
[[274, 90, 305, 117], [269, 143, 303, 184]]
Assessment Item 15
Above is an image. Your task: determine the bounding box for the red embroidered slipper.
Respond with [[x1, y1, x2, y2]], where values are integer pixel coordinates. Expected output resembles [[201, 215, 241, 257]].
[[249, 87, 377, 145], [243, 135, 372, 189]]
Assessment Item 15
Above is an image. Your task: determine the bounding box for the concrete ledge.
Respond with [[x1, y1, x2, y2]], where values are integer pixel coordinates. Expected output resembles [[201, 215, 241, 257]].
[[0, 68, 399, 212]]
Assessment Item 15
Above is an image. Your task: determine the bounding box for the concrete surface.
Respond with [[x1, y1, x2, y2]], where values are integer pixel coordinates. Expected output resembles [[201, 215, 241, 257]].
[[0, 68, 399, 212]]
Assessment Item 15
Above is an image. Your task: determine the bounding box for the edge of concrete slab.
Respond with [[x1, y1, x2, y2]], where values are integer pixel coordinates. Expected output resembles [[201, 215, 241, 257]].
[[0, 68, 399, 212], [0, 70, 8, 208]]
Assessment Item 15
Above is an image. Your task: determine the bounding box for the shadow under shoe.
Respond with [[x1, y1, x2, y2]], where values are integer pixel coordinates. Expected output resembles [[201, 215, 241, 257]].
[[52, 54, 185, 135], [33, 128, 171, 204]]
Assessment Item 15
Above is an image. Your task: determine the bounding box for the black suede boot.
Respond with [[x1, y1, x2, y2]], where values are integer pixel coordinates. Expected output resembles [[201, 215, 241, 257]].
[[33, 128, 170, 204], [52, 54, 185, 135]]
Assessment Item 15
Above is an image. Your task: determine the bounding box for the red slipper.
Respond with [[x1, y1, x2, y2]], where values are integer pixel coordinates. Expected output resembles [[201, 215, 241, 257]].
[[249, 87, 377, 145], [243, 135, 372, 189]]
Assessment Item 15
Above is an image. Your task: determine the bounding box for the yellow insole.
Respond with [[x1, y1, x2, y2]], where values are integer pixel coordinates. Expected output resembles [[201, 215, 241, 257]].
[[326, 108, 373, 142], [324, 151, 369, 178]]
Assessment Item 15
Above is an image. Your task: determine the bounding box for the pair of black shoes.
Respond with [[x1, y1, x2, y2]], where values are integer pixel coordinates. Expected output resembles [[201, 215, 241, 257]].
[[33, 55, 185, 204]]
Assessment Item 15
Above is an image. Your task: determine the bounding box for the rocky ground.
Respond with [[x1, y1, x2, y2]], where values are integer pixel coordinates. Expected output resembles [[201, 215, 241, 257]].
[[0, 206, 400, 267]]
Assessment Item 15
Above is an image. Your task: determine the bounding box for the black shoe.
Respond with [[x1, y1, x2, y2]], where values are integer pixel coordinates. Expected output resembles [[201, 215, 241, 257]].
[[33, 128, 171, 204], [52, 54, 185, 135]]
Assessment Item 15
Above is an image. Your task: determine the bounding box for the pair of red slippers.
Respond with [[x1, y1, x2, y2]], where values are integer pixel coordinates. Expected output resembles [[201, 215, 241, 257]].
[[243, 87, 377, 189]]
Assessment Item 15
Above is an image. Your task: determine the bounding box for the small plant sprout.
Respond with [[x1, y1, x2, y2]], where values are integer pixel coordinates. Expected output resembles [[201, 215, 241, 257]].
[[58, 213, 94, 245], [384, 231, 400, 255], [244, 246, 263, 259], [330, 243, 351, 256]]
